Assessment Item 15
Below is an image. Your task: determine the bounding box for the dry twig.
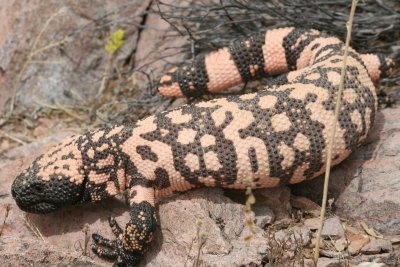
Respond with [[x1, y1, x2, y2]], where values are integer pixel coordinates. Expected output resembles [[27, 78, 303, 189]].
[[313, 0, 358, 264]]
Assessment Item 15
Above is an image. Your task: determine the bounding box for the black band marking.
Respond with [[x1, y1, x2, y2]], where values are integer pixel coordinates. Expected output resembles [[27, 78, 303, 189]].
[[283, 28, 321, 70], [174, 55, 210, 98], [229, 32, 267, 82]]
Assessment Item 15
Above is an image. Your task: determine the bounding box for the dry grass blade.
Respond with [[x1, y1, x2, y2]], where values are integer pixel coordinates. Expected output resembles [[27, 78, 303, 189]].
[[360, 221, 383, 238], [0, 130, 28, 145], [34, 102, 85, 121], [313, 0, 358, 265], [193, 221, 207, 267], [0, 205, 11, 237], [23, 215, 45, 241]]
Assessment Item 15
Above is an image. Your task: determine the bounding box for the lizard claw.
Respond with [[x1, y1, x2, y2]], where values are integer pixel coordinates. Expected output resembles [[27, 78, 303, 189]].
[[92, 217, 142, 267], [92, 233, 118, 259]]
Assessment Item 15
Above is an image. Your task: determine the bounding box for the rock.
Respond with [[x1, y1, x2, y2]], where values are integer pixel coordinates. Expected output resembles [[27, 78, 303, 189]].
[[351, 252, 400, 266], [274, 225, 311, 252], [348, 236, 370, 255], [346, 225, 364, 236], [304, 217, 321, 230], [319, 249, 347, 258], [356, 263, 387, 267], [0, 237, 101, 267], [253, 205, 275, 228], [254, 187, 292, 220], [224, 186, 292, 229], [224, 186, 291, 226], [387, 235, 400, 244], [361, 239, 393, 255], [317, 257, 340, 267], [143, 188, 269, 267], [334, 237, 348, 252], [321, 216, 345, 240], [302, 259, 315, 267], [291, 107, 400, 235], [0, 0, 152, 111], [291, 195, 322, 217]]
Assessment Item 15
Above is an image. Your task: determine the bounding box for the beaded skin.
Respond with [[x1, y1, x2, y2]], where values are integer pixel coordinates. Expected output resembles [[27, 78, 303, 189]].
[[11, 27, 394, 266]]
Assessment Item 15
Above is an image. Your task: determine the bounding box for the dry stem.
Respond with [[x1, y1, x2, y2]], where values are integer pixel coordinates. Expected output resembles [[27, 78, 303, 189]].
[[313, 0, 359, 265]]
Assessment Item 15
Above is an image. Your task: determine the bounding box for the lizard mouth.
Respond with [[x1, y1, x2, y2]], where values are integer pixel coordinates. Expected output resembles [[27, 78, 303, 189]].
[[16, 201, 58, 214]]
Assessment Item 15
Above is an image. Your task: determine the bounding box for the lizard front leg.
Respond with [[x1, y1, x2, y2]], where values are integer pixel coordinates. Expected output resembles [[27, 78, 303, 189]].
[[92, 185, 157, 266]]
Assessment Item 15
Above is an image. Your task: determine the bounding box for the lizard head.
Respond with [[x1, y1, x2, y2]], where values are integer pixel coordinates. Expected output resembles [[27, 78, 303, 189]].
[[11, 135, 87, 214]]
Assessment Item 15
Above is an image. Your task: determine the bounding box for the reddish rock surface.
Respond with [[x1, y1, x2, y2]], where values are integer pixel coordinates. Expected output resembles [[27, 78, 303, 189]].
[[0, 237, 102, 267], [0, 136, 289, 266], [1, 1, 399, 266], [316, 257, 341, 267], [348, 236, 370, 255], [0, 0, 151, 111], [0, 0, 215, 113]]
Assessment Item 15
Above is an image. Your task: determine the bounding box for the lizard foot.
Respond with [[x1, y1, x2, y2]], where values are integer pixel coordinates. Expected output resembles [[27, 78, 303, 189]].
[[92, 217, 142, 267]]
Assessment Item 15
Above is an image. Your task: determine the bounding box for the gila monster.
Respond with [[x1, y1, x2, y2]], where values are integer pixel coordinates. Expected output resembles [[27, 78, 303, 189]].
[[11, 27, 394, 266]]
